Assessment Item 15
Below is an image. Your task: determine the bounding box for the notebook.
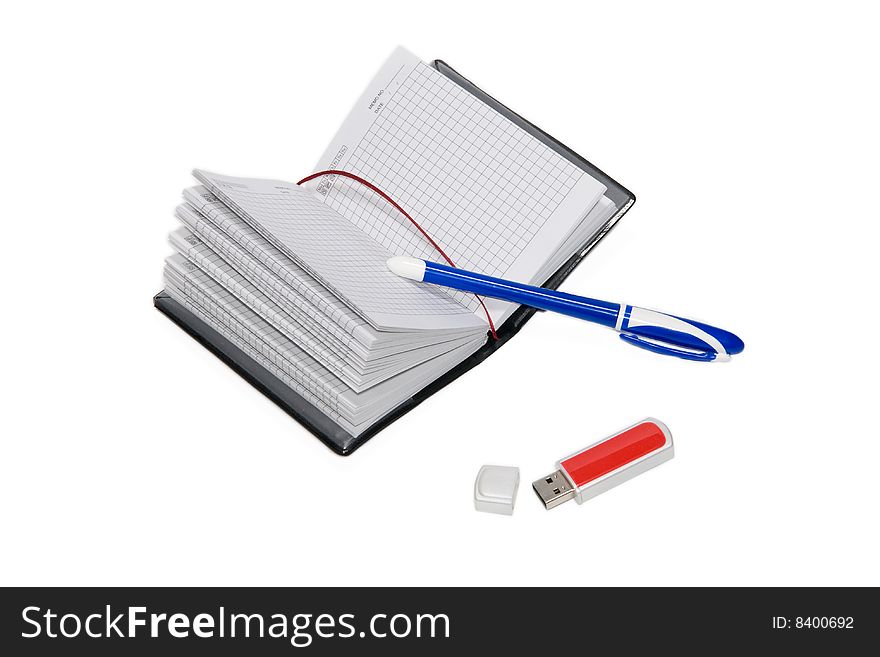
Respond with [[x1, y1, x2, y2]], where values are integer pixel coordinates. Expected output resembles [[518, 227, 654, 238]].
[[155, 47, 635, 454]]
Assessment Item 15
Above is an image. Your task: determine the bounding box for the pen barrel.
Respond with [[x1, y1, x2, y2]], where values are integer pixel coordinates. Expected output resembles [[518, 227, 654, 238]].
[[423, 261, 619, 327]]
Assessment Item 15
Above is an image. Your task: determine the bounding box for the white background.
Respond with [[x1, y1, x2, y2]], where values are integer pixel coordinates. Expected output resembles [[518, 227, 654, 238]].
[[2, 1, 878, 586]]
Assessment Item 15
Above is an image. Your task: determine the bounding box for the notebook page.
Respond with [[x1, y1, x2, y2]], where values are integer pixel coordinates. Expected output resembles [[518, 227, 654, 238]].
[[176, 197, 477, 364], [168, 231, 481, 392], [314, 47, 607, 325], [193, 170, 486, 333], [539, 195, 618, 282], [177, 206, 359, 355], [163, 260, 356, 432], [168, 228, 367, 389], [180, 187, 379, 352], [164, 256, 485, 432]]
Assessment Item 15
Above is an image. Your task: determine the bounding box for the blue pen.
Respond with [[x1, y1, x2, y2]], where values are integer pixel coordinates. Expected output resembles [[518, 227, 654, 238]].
[[388, 256, 744, 362]]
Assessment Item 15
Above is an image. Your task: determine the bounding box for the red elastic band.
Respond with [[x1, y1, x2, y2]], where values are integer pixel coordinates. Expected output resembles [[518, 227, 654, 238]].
[[297, 169, 498, 340]]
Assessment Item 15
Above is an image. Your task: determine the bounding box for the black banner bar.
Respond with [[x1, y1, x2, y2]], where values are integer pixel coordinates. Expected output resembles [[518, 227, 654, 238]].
[[1, 587, 875, 655]]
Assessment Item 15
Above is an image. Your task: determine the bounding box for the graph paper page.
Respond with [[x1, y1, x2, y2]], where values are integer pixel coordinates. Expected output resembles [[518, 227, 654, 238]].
[[193, 170, 485, 333], [178, 188, 377, 353], [314, 47, 607, 324], [164, 254, 485, 433]]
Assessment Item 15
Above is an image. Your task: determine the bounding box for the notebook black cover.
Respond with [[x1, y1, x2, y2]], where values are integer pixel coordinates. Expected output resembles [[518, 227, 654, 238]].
[[154, 58, 636, 455]]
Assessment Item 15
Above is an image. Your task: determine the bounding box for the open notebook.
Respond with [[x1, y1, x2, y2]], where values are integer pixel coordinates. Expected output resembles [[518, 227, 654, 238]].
[[156, 47, 635, 453]]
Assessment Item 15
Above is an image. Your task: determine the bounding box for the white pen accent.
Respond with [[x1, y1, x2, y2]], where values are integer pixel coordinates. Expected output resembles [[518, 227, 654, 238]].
[[615, 304, 626, 331], [387, 256, 426, 281]]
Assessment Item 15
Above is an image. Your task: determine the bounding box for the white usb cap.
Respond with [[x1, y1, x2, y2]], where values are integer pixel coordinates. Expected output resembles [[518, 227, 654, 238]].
[[474, 465, 520, 515]]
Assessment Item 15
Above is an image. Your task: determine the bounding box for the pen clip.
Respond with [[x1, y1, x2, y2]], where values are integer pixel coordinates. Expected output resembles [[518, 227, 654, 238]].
[[618, 305, 742, 362], [618, 332, 722, 362]]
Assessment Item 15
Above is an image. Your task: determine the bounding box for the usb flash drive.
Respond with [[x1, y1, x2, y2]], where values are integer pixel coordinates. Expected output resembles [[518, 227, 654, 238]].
[[533, 418, 674, 509]]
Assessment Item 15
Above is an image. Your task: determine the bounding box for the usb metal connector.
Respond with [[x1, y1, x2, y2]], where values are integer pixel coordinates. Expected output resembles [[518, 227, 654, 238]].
[[532, 470, 576, 509]]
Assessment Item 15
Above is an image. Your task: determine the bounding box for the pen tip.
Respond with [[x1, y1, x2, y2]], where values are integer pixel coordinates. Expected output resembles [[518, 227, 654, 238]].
[[387, 256, 426, 281]]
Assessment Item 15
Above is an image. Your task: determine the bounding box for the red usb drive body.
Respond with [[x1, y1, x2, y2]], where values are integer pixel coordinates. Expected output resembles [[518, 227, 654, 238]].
[[533, 418, 674, 509]]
